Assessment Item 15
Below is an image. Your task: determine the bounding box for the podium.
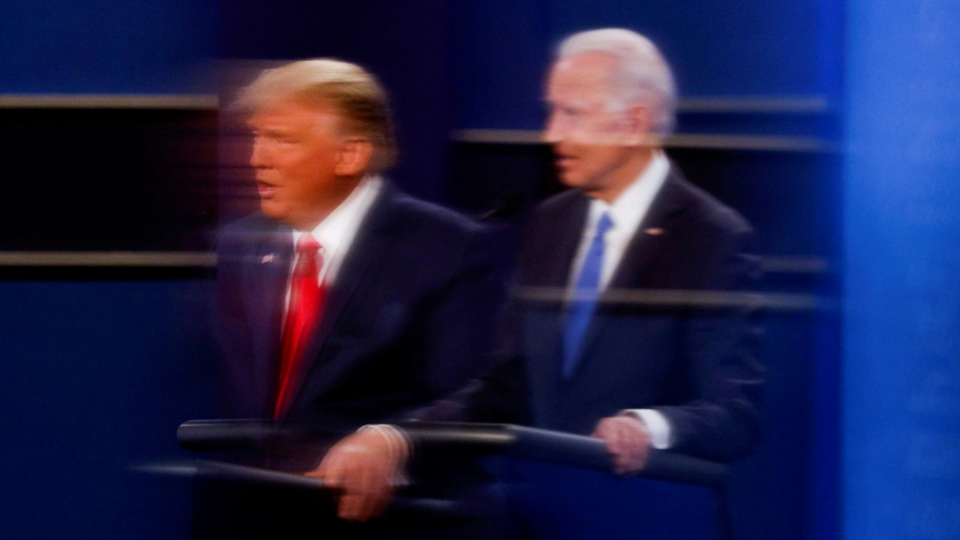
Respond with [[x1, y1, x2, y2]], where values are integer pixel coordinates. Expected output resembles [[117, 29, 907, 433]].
[[177, 420, 730, 539]]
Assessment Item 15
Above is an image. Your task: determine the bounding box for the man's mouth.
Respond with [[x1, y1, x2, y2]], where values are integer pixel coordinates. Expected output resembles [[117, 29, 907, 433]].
[[257, 181, 277, 198], [555, 155, 577, 168]]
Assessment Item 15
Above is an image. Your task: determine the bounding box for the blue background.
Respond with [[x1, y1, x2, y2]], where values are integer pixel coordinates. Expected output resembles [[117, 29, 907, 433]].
[[2, 1, 959, 539]]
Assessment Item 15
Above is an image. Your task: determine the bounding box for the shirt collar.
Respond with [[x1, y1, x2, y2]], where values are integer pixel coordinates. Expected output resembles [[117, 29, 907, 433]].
[[587, 150, 670, 232], [292, 174, 383, 254]]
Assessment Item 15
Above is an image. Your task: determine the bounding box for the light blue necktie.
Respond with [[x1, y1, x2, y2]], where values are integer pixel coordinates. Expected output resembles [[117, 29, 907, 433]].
[[562, 211, 613, 378]]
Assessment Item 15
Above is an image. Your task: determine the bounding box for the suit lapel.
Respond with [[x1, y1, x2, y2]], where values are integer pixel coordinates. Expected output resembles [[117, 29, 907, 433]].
[[283, 184, 398, 412], [527, 194, 589, 414], [538, 194, 590, 287], [565, 168, 691, 383], [248, 223, 294, 416], [606, 168, 689, 290]]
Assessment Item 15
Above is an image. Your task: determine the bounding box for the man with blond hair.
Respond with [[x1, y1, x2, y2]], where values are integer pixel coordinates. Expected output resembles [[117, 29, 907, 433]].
[[206, 58, 506, 538]]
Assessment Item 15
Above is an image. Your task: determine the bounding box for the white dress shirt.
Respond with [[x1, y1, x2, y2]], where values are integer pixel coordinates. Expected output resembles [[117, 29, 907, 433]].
[[567, 151, 675, 449], [286, 175, 383, 309], [284, 175, 412, 475]]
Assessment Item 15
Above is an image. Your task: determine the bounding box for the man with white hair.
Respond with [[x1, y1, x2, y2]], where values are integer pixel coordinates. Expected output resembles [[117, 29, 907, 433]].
[[519, 28, 762, 474]]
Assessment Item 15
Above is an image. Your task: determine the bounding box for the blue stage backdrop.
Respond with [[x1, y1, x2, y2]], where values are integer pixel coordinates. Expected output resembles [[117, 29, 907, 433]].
[[843, 2, 960, 540], [0, 1, 219, 539], [16, 2, 960, 540], [0, 0, 216, 94]]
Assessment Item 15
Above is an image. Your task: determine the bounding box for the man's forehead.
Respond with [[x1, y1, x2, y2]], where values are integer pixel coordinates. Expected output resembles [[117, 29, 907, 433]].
[[553, 52, 617, 79], [247, 96, 338, 129], [547, 53, 617, 102]]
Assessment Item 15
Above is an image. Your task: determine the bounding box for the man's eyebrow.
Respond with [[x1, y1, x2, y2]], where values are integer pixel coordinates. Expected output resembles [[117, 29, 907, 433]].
[[248, 126, 288, 137]]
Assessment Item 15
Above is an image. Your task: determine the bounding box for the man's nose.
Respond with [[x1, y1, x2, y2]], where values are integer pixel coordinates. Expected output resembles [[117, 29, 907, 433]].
[[543, 113, 566, 144], [249, 137, 269, 168]]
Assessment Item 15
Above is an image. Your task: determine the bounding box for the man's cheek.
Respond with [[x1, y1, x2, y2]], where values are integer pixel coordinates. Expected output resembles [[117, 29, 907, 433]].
[[567, 130, 594, 145]]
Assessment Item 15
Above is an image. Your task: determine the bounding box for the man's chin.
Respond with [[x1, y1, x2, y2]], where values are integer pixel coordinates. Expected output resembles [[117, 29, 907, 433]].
[[557, 172, 583, 189], [259, 200, 286, 221]]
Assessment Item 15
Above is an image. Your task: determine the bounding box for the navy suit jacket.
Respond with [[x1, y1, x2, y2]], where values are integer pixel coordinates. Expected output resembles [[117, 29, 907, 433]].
[[214, 183, 507, 457], [517, 166, 762, 462]]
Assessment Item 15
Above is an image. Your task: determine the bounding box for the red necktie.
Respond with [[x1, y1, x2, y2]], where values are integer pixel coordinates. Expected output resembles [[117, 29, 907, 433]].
[[274, 235, 325, 419]]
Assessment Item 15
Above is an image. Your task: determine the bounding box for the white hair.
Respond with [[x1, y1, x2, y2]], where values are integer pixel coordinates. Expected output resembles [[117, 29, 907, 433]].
[[557, 28, 677, 135]]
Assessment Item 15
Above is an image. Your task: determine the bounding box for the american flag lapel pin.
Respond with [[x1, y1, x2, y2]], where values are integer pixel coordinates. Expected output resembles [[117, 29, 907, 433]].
[[644, 227, 665, 236], [261, 253, 275, 264]]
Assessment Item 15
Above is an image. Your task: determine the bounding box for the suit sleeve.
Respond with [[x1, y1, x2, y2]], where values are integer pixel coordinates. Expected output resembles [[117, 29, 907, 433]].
[[655, 223, 764, 462], [212, 229, 258, 418], [401, 225, 523, 424]]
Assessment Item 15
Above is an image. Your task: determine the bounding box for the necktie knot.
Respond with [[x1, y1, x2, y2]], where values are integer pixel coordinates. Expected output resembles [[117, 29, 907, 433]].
[[294, 235, 322, 279], [574, 211, 613, 291], [595, 212, 614, 237]]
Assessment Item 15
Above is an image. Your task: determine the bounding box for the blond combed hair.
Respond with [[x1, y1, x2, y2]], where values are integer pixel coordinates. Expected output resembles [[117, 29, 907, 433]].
[[234, 59, 397, 171]]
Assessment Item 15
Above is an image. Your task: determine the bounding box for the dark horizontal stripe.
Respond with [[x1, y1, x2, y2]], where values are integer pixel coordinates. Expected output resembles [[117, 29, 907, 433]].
[[760, 257, 828, 273], [0, 94, 218, 110], [516, 286, 835, 312], [0, 252, 828, 275], [451, 130, 829, 152], [0, 251, 216, 268], [676, 96, 829, 114]]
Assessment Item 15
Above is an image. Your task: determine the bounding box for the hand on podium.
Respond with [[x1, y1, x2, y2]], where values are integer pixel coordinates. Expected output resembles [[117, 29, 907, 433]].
[[306, 425, 409, 522], [591, 415, 651, 475]]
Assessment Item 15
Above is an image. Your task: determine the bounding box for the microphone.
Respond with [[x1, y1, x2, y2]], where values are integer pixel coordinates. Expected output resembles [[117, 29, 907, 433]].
[[477, 191, 525, 221]]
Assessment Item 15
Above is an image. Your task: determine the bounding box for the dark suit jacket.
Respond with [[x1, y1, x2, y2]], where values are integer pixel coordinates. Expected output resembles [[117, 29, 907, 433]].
[[214, 183, 508, 468], [517, 166, 762, 462]]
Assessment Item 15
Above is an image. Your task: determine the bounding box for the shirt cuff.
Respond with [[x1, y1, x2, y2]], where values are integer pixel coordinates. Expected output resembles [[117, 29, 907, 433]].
[[357, 424, 412, 485], [622, 409, 673, 450]]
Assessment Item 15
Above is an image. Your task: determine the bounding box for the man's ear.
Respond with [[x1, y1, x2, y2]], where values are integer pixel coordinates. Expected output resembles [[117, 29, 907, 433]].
[[623, 104, 656, 146], [335, 138, 375, 176]]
